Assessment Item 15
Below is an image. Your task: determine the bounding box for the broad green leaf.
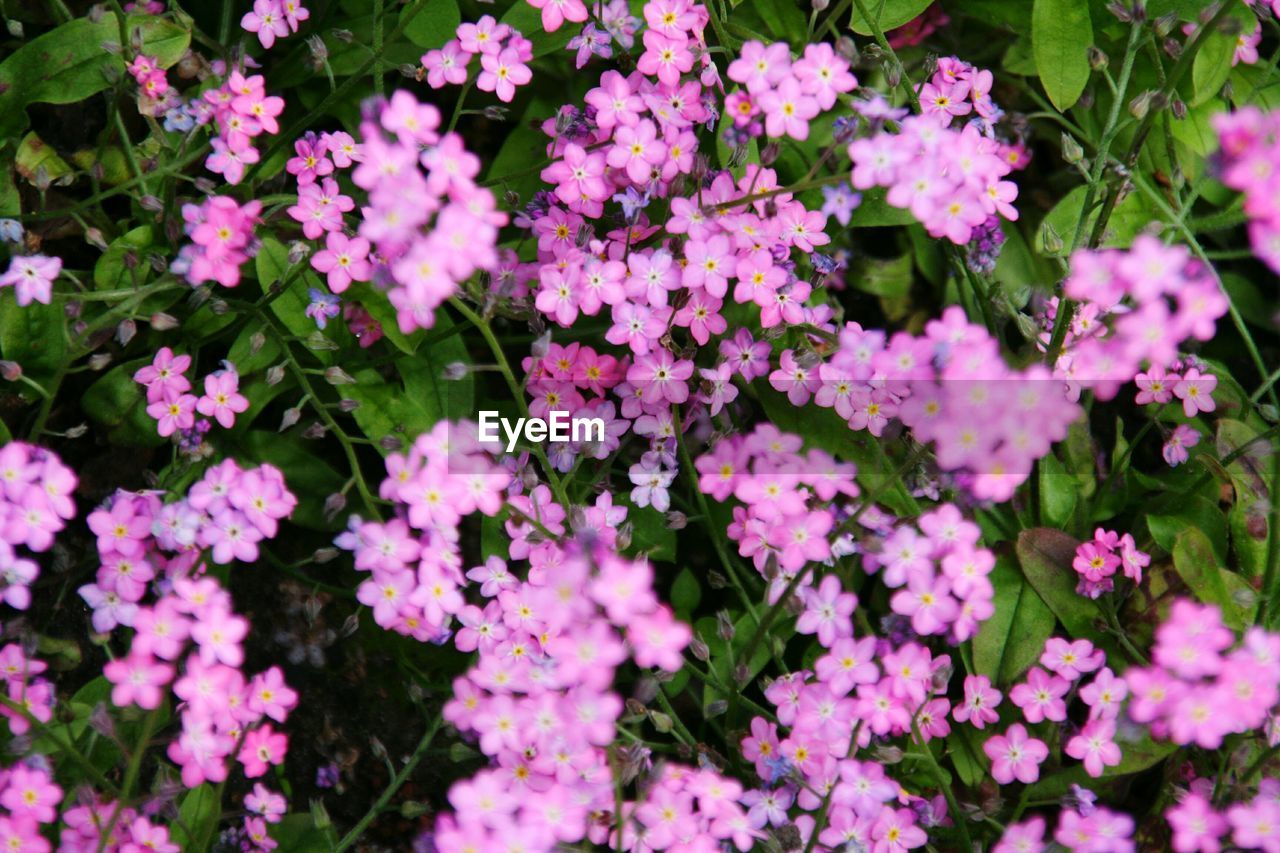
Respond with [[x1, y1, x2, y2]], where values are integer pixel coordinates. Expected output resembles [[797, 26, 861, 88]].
[[850, 253, 913, 299], [752, 0, 808, 44], [94, 226, 155, 291], [15, 133, 72, 183], [1172, 527, 1253, 630], [1032, 0, 1093, 111], [403, 0, 462, 49], [172, 785, 219, 849], [848, 188, 916, 228], [0, 297, 67, 382], [621, 499, 677, 563], [1037, 184, 1150, 251], [1038, 452, 1077, 531], [485, 96, 555, 203], [974, 556, 1056, 685], [671, 568, 702, 617], [948, 725, 988, 787], [254, 237, 317, 346], [0, 15, 190, 138], [81, 360, 166, 447], [272, 813, 338, 852], [1147, 494, 1228, 565], [1015, 528, 1119, 658], [850, 0, 933, 36], [1190, 1, 1252, 107]]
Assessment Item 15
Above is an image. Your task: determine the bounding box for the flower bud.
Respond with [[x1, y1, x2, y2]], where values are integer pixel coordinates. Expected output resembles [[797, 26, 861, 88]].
[[279, 407, 301, 432], [482, 106, 509, 121], [1041, 223, 1064, 256], [6, 19, 23, 37], [314, 546, 340, 563], [116, 319, 136, 347], [1087, 47, 1108, 71], [689, 636, 710, 661], [379, 434, 403, 451], [88, 353, 113, 371], [338, 398, 360, 412], [306, 332, 338, 351], [665, 511, 687, 530], [307, 35, 328, 62], [0, 361, 21, 382], [874, 745, 904, 764], [64, 423, 89, 440], [340, 612, 360, 638], [310, 799, 331, 829], [149, 312, 179, 331], [705, 699, 728, 718], [331, 28, 354, 43], [265, 364, 286, 386], [323, 492, 346, 521], [139, 195, 164, 212], [707, 570, 727, 589], [1153, 11, 1177, 37], [716, 610, 735, 642], [302, 422, 328, 440], [648, 710, 673, 733], [1129, 91, 1153, 120]]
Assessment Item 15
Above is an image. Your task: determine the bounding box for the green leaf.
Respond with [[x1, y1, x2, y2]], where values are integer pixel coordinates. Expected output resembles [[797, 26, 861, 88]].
[[15, 133, 72, 183], [1037, 184, 1150, 250], [1171, 527, 1253, 630], [849, 0, 933, 36], [94, 226, 155, 291], [848, 188, 916, 228], [671, 568, 702, 617], [81, 360, 166, 446], [1015, 528, 1118, 657], [254, 237, 317, 348], [402, 0, 462, 49], [1032, 0, 1093, 111], [172, 785, 219, 848], [1038, 452, 1078, 531], [850, 253, 913, 299], [974, 556, 1056, 685], [1190, 1, 1252, 107], [751, 0, 808, 44], [272, 814, 338, 852], [0, 297, 67, 382], [622, 500, 677, 563], [0, 15, 190, 139], [1147, 494, 1228, 565]]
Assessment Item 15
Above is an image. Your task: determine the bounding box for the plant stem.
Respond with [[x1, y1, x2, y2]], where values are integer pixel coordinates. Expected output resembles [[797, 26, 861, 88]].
[[335, 715, 444, 852]]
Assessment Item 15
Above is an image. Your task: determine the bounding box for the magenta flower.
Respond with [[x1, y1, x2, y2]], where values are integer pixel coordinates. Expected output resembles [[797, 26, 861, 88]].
[[984, 723, 1048, 784], [196, 368, 250, 429], [0, 255, 60, 306], [104, 652, 174, 710], [238, 724, 288, 778]]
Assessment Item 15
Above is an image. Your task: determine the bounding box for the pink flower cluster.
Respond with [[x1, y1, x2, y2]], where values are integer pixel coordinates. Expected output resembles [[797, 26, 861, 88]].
[[0, 442, 76, 610], [1125, 599, 1280, 750], [798, 306, 1080, 501], [864, 504, 998, 641], [739, 641, 948, 849], [202, 71, 284, 185], [694, 424, 857, 600], [0, 763, 62, 852], [177, 196, 262, 288], [421, 16, 534, 103], [0, 643, 55, 739], [725, 40, 857, 141], [241, 0, 310, 50], [337, 420, 510, 640], [101, 576, 295, 853], [1215, 106, 1280, 274], [126, 54, 175, 116], [79, 459, 296, 633], [351, 92, 506, 333], [1071, 527, 1149, 599], [134, 348, 250, 440], [1049, 234, 1227, 401], [0, 255, 61, 306], [847, 79, 1020, 244]]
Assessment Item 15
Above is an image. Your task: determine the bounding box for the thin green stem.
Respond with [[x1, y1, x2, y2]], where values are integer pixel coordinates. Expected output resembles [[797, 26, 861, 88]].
[[335, 715, 444, 852]]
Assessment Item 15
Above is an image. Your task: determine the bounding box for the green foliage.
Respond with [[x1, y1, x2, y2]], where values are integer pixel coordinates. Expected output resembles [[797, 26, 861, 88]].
[[1032, 0, 1094, 111]]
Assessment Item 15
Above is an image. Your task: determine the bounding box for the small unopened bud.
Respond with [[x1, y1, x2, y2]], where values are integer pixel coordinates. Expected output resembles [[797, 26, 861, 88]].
[[379, 435, 403, 451], [84, 228, 109, 251], [306, 332, 338, 351], [324, 366, 355, 386], [689, 636, 710, 661], [209, 298, 229, 316], [323, 492, 346, 521], [1129, 90, 1153, 120], [1153, 12, 1177, 37], [314, 546, 340, 563], [193, 177, 216, 194], [625, 698, 647, 718], [6, 19, 23, 37], [287, 241, 310, 265], [707, 570, 727, 589], [716, 610, 735, 642], [307, 35, 328, 62], [399, 801, 430, 819], [835, 36, 858, 62], [733, 664, 751, 686], [1171, 97, 1188, 120], [874, 745, 905, 764], [149, 312, 179, 331], [139, 195, 164, 212], [302, 422, 328, 440], [116, 319, 136, 346], [338, 398, 360, 412], [759, 142, 780, 166], [482, 105, 509, 121], [1041, 223, 1064, 256], [530, 330, 552, 359], [331, 28, 354, 43], [279, 407, 301, 431], [89, 703, 115, 738], [649, 710, 673, 733], [88, 353, 113, 371], [665, 511, 687, 530], [1087, 47, 1108, 71], [340, 612, 360, 638], [0, 361, 21, 381], [706, 699, 729, 718], [33, 165, 51, 193], [265, 364, 286, 386], [616, 521, 633, 551], [504, 190, 520, 208], [884, 60, 902, 89], [310, 799, 331, 829]]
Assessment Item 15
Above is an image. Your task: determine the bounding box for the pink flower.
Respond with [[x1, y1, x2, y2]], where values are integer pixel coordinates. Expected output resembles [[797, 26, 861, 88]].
[[311, 232, 372, 293], [1167, 793, 1226, 853], [241, 0, 289, 49], [196, 368, 250, 429], [146, 390, 198, 437], [983, 723, 1048, 784], [423, 41, 471, 88], [627, 350, 693, 404], [1009, 666, 1070, 723], [238, 724, 288, 777], [952, 674, 1001, 729], [525, 0, 587, 32], [607, 120, 667, 184], [1040, 637, 1104, 680], [1172, 368, 1218, 417], [104, 653, 173, 710], [1065, 718, 1122, 777], [0, 255, 60, 306], [759, 78, 820, 140], [0, 765, 62, 823], [795, 575, 856, 648], [477, 48, 532, 103]]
